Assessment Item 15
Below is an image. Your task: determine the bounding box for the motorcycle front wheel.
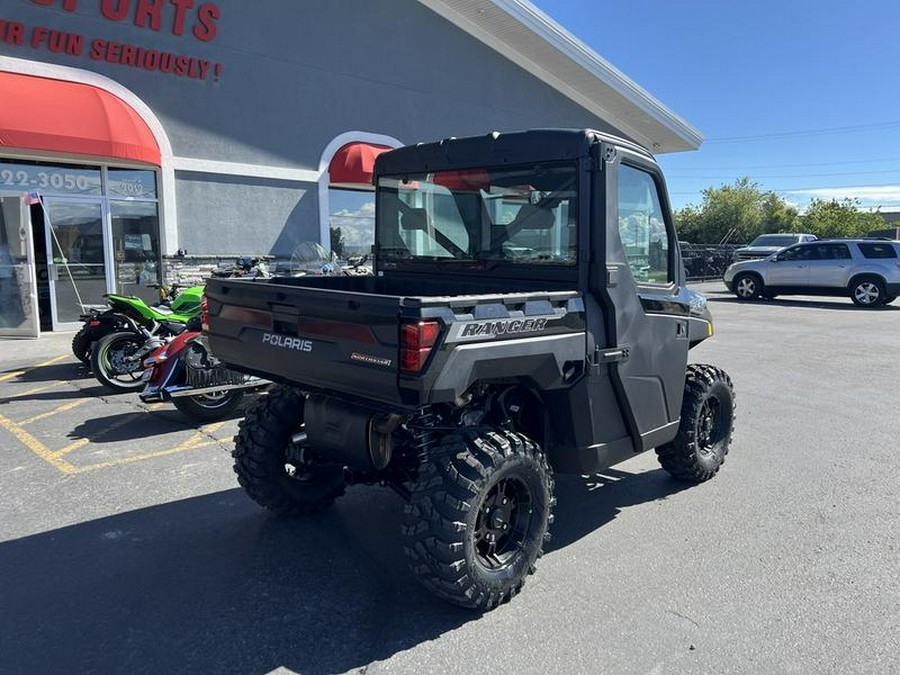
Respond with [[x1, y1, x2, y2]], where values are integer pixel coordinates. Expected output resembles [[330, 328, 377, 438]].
[[90, 331, 148, 392], [172, 390, 244, 423]]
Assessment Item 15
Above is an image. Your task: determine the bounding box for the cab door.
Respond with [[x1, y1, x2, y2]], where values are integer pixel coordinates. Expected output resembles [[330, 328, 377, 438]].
[[590, 143, 689, 452]]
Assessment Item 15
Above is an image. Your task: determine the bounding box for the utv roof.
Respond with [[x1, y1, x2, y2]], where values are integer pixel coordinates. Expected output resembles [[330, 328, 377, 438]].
[[376, 128, 653, 176]]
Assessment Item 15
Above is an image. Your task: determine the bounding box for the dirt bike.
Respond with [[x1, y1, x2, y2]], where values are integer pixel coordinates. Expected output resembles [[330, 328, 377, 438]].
[[72, 284, 203, 363], [139, 324, 269, 422]]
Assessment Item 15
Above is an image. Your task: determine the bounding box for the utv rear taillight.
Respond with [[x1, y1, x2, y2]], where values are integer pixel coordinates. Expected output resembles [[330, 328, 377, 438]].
[[200, 294, 209, 332], [400, 320, 440, 373]]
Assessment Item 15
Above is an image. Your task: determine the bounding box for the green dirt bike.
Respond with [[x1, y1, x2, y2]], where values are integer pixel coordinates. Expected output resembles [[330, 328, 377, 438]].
[[84, 286, 204, 393], [73, 284, 203, 364]]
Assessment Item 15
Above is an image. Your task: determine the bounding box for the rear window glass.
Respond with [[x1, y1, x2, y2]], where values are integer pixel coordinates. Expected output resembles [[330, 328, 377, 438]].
[[858, 243, 898, 259]]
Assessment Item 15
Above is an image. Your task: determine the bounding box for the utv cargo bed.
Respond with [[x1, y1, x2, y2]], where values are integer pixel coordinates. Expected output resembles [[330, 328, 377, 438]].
[[204, 275, 580, 408]]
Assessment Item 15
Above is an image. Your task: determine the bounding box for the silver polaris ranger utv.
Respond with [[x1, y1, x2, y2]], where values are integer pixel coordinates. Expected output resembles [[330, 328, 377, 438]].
[[204, 129, 736, 610]]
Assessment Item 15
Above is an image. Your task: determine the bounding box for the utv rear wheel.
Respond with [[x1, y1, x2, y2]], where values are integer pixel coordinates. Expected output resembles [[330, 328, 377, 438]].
[[733, 273, 762, 301], [233, 386, 345, 516], [656, 364, 735, 483], [402, 429, 554, 610]]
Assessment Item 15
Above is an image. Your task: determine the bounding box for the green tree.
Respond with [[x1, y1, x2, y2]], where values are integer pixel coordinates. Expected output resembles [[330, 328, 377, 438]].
[[798, 198, 883, 239], [674, 177, 797, 244], [760, 192, 799, 234], [330, 226, 345, 258]]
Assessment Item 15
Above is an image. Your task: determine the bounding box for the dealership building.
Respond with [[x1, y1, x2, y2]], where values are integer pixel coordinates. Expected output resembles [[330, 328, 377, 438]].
[[0, 0, 700, 337]]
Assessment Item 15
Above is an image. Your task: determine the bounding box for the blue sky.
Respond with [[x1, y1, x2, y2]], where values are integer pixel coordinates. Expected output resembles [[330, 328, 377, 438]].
[[532, 0, 900, 213]]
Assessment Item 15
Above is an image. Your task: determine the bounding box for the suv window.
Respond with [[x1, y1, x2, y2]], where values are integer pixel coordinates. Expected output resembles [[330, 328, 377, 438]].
[[777, 244, 818, 261], [811, 243, 852, 260], [857, 242, 898, 259], [617, 164, 670, 284]]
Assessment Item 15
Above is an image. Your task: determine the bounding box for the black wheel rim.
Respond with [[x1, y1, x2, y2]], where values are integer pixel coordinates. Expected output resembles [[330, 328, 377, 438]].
[[473, 476, 534, 571], [103, 339, 143, 382], [696, 396, 726, 456]]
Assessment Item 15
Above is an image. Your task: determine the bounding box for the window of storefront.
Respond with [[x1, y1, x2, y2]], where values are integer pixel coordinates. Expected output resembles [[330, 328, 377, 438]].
[[0, 158, 161, 327], [328, 188, 375, 257]]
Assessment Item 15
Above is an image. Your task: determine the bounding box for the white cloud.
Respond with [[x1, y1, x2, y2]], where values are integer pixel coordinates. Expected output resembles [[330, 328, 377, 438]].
[[329, 203, 376, 251], [784, 185, 900, 211]]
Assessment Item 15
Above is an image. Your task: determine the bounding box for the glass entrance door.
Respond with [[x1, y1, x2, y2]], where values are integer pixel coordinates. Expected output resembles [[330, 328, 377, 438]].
[[0, 194, 40, 337], [42, 198, 109, 328]]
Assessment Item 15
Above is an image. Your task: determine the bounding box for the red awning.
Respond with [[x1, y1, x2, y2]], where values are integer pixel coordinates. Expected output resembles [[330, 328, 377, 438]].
[[328, 142, 392, 188], [432, 168, 490, 192], [0, 71, 160, 165]]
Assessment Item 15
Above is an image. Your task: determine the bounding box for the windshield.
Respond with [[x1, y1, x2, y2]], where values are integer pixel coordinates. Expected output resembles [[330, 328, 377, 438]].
[[749, 234, 800, 247], [376, 163, 577, 267]]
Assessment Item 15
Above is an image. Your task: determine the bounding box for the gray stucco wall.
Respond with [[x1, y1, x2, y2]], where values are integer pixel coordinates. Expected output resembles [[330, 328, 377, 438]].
[[2, 0, 626, 256]]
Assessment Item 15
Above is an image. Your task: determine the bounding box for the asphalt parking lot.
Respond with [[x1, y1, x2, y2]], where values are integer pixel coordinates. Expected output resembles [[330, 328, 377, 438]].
[[1, 282, 898, 675]]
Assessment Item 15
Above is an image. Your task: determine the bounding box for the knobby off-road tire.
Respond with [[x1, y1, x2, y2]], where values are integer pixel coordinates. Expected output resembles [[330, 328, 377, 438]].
[[173, 390, 244, 423], [233, 386, 345, 516], [402, 429, 554, 610], [656, 364, 736, 483], [72, 327, 94, 363]]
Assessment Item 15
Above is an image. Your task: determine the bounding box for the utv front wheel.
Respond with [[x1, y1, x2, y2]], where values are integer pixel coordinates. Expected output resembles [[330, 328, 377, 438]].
[[402, 429, 554, 610], [656, 364, 735, 482], [233, 386, 345, 516]]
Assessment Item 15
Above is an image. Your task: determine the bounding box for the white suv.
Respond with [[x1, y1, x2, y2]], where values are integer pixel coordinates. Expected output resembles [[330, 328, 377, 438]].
[[723, 239, 900, 307]]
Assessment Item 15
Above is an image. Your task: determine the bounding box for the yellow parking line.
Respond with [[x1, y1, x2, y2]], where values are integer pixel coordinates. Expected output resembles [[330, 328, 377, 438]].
[[0, 355, 69, 384], [179, 422, 226, 451], [73, 425, 229, 473], [4, 381, 65, 399], [34, 355, 69, 368], [0, 412, 76, 474], [18, 399, 91, 425]]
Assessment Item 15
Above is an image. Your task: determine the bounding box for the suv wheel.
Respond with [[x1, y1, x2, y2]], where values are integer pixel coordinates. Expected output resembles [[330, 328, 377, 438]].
[[233, 386, 346, 516], [733, 273, 762, 301], [656, 364, 735, 482], [402, 428, 554, 610], [849, 277, 886, 307]]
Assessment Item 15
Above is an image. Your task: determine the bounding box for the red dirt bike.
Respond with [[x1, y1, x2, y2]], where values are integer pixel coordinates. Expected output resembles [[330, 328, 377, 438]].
[[139, 324, 269, 423]]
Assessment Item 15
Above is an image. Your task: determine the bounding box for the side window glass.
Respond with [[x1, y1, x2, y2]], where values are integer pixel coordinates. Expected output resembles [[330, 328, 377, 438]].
[[812, 244, 833, 260], [617, 164, 670, 284], [833, 244, 851, 260], [779, 246, 799, 261], [797, 246, 817, 260]]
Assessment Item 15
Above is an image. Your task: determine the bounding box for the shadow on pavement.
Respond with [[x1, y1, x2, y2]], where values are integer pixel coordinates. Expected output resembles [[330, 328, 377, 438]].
[[67, 411, 199, 442], [706, 295, 899, 312], [0, 487, 473, 675], [549, 467, 692, 551], [3, 362, 90, 383]]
